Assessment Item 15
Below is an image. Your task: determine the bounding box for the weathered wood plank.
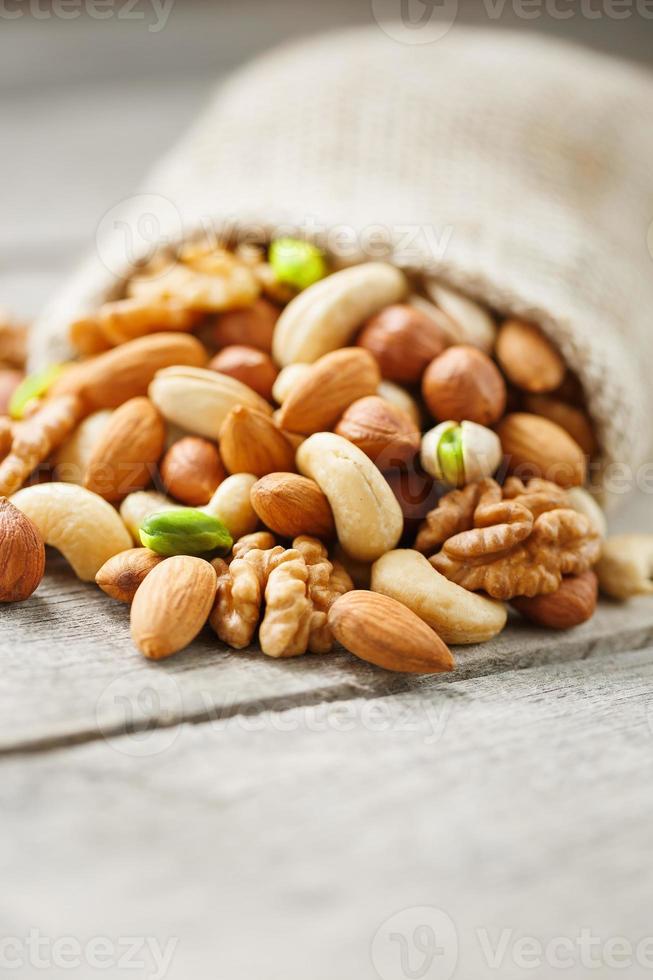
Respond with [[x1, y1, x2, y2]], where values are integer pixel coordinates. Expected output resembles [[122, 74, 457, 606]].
[[1, 649, 652, 979], [2, 554, 653, 755]]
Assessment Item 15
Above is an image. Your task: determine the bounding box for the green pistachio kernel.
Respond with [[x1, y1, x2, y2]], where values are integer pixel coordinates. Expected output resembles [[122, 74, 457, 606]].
[[437, 425, 465, 486], [139, 509, 233, 557], [268, 238, 327, 290], [9, 363, 65, 420]]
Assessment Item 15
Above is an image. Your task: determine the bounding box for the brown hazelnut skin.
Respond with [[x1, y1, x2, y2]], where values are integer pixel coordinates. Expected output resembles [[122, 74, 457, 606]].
[[210, 298, 279, 353], [356, 304, 448, 383], [421, 345, 507, 426], [208, 345, 278, 401], [160, 437, 226, 506], [335, 396, 421, 469]]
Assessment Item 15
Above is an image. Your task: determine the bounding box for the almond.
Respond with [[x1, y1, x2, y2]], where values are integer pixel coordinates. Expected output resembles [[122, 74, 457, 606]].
[[95, 547, 164, 603], [496, 319, 565, 393], [496, 412, 586, 488], [421, 345, 506, 426], [160, 436, 226, 506], [0, 497, 46, 602], [356, 303, 449, 383], [277, 348, 380, 435], [52, 332, 207, 410], [334, 395, 420, 468], [328, 590, 454, 674], [211, 297, 279, 353], [219, 405, 296, 477], [250, 472, 335, 539], [511, 571, 598, 629], [84, 397, 166, 501], [208, 345, 278, 401], [130, 555, 217, 659], [523, 393, 597, 457]]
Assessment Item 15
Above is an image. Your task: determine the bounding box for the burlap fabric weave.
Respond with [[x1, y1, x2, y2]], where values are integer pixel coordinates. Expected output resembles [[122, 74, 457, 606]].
[[31, 27, 653, 496]]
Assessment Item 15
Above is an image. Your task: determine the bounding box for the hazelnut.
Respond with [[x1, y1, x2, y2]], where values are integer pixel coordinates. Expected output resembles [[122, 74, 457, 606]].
[[0, 497, 46, 602], [210, 297, 279, 353], [356, 303, 448, 383], [422, 345, 506, 426], [335, 395, 420, 468], [160, 436, 226, 506], [208, 345, 278, 401], [496, 319, 565, 393], [421, 420, 502, 487]]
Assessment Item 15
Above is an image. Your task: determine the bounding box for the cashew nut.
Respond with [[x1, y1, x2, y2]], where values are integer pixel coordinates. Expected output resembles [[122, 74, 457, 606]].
[[202, 473, 259, 540], [120, 490, 176, 542], [272, 262, 407, 366], [371, 549, 507, 645], [149, 366, 272, 440], [566, 487, 607, 538], [297, 432, 403, 562], [423, 280, 497, 354], [11, 483, 132, 581], [596, 535, 653, 600], [377, 380, 422, 428], [54, 410, 113, 485]]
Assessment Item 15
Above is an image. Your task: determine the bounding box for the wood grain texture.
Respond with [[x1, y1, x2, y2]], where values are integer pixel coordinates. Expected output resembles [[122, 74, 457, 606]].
[[2, 554, 653, 755], [1, 649, 653, 979]]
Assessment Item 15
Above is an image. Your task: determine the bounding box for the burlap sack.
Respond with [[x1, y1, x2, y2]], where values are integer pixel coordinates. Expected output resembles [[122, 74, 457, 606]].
[[32, 26, 653, 497]]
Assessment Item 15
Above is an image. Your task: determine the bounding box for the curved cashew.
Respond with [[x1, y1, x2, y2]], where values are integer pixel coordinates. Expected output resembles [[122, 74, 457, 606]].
[[149, 366, 272, 440], [596, 535, 653, 600], [120, 490, 176, 542], [297, 432, 403, 562], [371, 549, 507, 645], [202, 473, 259, 540], [272, 262, 407, 366], [11, 483, 132, 581], [54, 410, 113, 485], [566, 487, 607, 538]]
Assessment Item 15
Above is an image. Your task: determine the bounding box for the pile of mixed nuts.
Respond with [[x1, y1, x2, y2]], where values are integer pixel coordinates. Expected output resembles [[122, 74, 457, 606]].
[[0, 240, 651, 673]]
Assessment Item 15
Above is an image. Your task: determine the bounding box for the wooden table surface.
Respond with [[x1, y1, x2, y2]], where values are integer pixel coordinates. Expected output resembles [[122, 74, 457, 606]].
[[2, 6, 653, 979]]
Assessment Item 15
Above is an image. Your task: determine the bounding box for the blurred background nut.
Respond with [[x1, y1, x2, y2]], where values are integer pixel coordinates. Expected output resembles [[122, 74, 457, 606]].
[[356, 303, 448, 383], [511, 571, 598, 629], [219, 405, 296, 477], [421, 345, 507, 426], [421, 420, 502, 487], [0, 368, 24, 415], [203, 473, 259, 540], [423, 280, 497, 354], [523, 393, 597, 458], [566, 487, 607, 538], [334, 395, 420, 467], [277, 347, 380, 435], [496, 319, 566, 393], [160, 436, 226, 506], [208, 345, 278, 401], [0, 497, 46, 602], [496, 412, 586, 488], [596, 535, 653, 600], [250, 472, 335, 540], [95, 548, 164, 603], [210, 297, 279, 353]]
